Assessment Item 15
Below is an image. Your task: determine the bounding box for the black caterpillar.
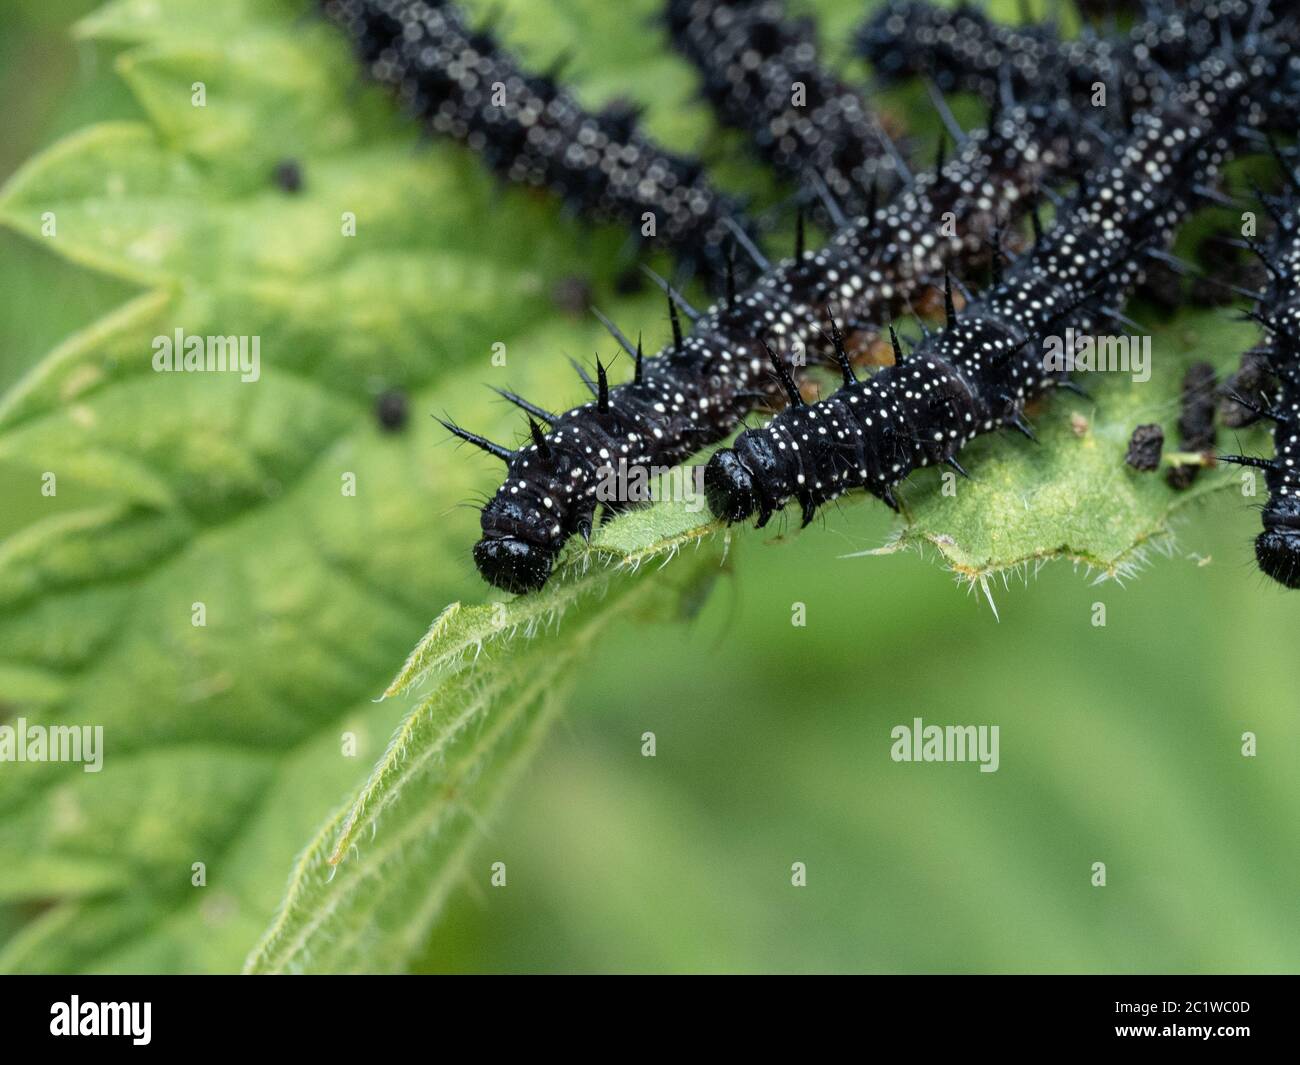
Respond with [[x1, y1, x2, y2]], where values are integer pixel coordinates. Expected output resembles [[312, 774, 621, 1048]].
[[457, 92, 1101, 593], [703, 52, 1274, 532], [320, 0, 751, 279], [1219, 155, 1300, 589], [665, 0, 903, 220], [859, 0, 1292, 316], [857, 0, 1277, 115]]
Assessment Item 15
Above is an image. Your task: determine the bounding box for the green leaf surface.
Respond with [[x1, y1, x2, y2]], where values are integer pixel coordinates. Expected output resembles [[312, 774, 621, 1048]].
[[244, 570, 669, 974], [239, 497, 721, 972]]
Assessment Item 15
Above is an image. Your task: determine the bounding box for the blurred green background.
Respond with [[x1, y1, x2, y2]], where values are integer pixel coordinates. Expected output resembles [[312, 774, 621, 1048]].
[[1, 0, 1296, 974]]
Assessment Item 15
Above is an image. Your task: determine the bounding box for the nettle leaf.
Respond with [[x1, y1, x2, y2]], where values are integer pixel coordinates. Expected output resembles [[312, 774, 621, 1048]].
[[243, 543, 718, 974], [0, 0, 721, 973]]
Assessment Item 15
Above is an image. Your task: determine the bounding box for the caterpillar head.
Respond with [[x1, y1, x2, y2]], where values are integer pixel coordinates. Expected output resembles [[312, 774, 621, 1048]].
[[474, 532, 555, 595], [706, 424, 792, 526], [1257, 500, 1300, 590], [476, 475, 579, 594], [440, 415, 575, 594], [704, 449, 758, 523]]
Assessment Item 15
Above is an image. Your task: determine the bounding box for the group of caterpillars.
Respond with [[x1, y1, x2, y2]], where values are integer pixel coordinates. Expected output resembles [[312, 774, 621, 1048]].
[[318, 0, 1300, 592]]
